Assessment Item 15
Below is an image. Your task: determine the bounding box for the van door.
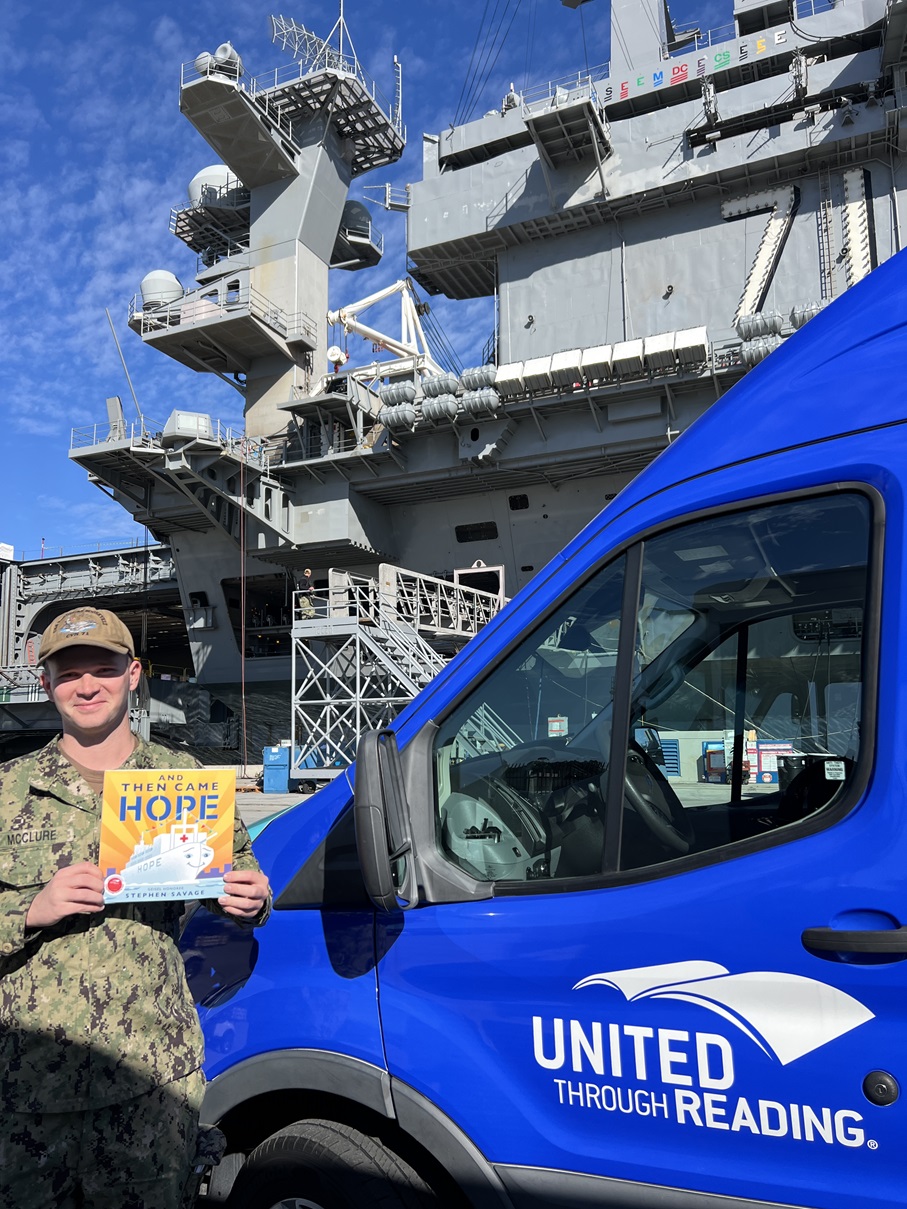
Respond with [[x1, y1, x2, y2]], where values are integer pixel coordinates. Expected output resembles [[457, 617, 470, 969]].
[[375, 489, 905, 1208]]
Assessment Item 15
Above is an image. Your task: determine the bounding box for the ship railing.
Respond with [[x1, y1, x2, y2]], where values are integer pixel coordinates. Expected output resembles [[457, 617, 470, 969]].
[[255, 434, 290, 466], [170, 182, 250, 215], [669, 1, 839, 56], [71, 412, 272, 469], [16, 537, 166, 562], [519, 63, 610, 110], [248, 84, 300, 145], [378, 566, 504, 639], [128, 282, 312, 345], [336, 218, 384, 256], [317, 572, 379, 624], [0, 667, 42, 701], [363, 182, 411, 211], [668, 21, 737, 52], [302, 573, 447, 685], [165, 227, 252, 272], [284, 307, 319, 347], [179, 58, 297, 146], [514, 0, 843, 108], [247, 54, 396, 127], [711, 336, 744, 371], [70, 417, 166, 451], [169, 202, 252, 268], [310, 565, 505, 639], [193, 239, 252, 275], [286, 420, 363, 461], [181, 57, 242, 87], [144, 662, 194, 682], [219, 430, 272, 466], [20, 549, 174, 579]]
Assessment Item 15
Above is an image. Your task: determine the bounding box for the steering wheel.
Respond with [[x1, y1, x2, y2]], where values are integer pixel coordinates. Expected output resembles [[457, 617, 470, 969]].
[[624, 744, 693, 854]]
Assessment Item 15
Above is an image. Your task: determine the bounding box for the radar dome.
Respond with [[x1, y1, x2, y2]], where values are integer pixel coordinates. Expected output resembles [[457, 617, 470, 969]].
[[140, 271, 183, 309], [188, 164, 243, 206], [341, 199, 372, 236], [213, 42, 243, 78]]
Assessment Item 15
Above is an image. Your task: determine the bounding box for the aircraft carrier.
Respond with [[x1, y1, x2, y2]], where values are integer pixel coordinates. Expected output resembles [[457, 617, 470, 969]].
[[4, 0, 907, 770]]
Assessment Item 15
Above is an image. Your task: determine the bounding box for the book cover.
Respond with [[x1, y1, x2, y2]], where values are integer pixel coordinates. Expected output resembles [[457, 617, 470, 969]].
[[100, 767, 235, 903]]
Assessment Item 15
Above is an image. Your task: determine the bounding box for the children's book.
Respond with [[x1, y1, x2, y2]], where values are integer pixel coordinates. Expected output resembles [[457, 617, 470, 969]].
[[99, 767, 235, 903]]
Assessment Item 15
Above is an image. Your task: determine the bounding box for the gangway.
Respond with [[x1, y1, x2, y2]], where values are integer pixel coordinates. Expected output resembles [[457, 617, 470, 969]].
[[290, 564, 505, 782]]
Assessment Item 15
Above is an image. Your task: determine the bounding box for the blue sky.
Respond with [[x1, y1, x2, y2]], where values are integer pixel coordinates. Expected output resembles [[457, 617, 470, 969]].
[[1, 0, 725, 559]]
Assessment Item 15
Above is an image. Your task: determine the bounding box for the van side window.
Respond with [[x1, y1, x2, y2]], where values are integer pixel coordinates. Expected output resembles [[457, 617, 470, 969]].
[[434, 557, 625, 882], [432, 492, 872, 886]]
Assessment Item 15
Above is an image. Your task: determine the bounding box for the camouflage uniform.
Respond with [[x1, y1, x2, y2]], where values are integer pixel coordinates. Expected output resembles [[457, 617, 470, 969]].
[[0, 736, 270, 1207], [0, 1068, 206, 1208]]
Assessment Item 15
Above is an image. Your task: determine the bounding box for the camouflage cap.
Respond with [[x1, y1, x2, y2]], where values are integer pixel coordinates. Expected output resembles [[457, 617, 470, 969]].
[[39, 607, 135, 664]]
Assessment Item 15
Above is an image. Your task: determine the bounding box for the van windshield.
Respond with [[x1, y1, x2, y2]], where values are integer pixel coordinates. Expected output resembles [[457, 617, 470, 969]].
[[432, 492, 872, 883]]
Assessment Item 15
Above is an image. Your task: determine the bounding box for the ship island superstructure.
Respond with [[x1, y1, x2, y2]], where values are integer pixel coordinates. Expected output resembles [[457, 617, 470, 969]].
[[6, 0, 904, 767]]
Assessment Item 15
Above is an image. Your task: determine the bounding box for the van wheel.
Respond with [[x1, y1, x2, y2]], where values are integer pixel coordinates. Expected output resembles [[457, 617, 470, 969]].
[[224, 1120, 439, 1209]]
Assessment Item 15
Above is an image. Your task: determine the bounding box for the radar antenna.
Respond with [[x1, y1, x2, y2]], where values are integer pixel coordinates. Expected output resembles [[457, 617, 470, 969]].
[[270, 6, 361, 85], [269, 9, 403, 132]]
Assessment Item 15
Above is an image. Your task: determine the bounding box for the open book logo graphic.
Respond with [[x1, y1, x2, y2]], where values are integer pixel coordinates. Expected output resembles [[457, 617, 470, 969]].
[[573, 961, 874, 1065]]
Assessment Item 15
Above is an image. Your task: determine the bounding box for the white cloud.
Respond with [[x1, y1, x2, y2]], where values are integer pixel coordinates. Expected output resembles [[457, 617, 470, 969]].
[[3, 0, 738, 554]]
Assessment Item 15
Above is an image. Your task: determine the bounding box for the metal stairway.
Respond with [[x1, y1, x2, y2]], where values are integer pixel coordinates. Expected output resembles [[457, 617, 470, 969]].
[[290, 566, 504, 779], [361, 618, 446, 692], [457, 702, 522, 756]]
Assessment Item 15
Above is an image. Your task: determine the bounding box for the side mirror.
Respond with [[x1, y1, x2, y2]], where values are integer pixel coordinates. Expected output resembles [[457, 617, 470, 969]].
[[634, 725, 665, 767], [354, 723, 495, 911], [354, 730, 417, 911]]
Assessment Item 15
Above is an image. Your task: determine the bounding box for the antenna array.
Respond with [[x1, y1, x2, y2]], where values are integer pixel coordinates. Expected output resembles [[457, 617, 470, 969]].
[[270, 14, 347, 75], [269, 11, 403, 134]]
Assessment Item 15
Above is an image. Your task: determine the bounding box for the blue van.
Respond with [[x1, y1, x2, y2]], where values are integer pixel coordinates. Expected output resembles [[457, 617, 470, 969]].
[[186, 251, 907, 1209]]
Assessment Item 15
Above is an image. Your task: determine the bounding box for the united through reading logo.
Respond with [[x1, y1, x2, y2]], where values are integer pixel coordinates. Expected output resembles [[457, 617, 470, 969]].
[[532, 961, 876, 1148], [573, 960, 874, 1064]]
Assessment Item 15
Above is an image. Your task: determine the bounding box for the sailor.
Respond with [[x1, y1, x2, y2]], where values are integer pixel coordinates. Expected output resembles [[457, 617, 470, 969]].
[[299, 567, 316, 618], [0, 606, 270, 1209]]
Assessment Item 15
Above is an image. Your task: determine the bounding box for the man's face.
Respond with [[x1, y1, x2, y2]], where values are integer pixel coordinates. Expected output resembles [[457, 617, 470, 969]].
[[41, 648, 141, 740]]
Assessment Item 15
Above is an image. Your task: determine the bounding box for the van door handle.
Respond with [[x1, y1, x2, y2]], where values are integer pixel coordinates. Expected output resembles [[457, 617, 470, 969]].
[[802, 926, 907, 954]]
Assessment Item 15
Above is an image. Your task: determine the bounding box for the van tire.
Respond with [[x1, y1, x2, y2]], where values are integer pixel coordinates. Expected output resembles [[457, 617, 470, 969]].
[[223, 1119, 440, 1209]]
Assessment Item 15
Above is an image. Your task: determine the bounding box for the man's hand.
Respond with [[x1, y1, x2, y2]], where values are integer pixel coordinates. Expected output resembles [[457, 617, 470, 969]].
[[218, 869, 270, 921], [26, 862, 104, 929]]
